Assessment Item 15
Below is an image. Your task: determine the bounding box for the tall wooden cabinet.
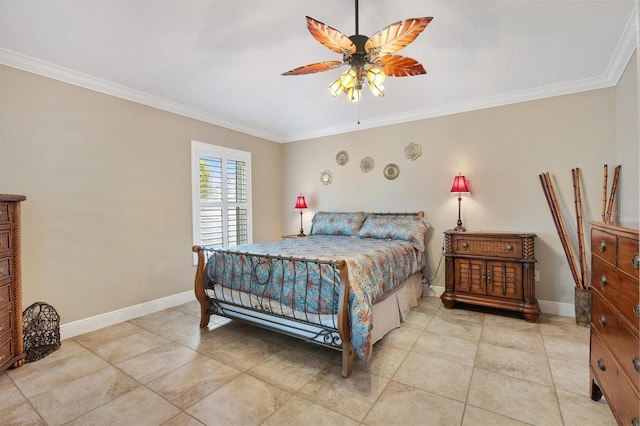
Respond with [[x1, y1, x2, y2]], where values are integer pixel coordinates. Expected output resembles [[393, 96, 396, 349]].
[[0, 194, 26, 371], [589, 222, 639, 426], [441, 230, 540, 322]]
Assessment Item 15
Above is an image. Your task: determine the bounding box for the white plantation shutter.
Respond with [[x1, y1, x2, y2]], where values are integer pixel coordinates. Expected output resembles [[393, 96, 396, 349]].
[[192, 141, 252, 257]]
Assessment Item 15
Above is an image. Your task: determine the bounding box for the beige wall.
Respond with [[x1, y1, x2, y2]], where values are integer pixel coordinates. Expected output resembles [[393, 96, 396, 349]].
[[0, 65, 283, 323], [283, 85, 630, 307], [616, 50, 639, 223]]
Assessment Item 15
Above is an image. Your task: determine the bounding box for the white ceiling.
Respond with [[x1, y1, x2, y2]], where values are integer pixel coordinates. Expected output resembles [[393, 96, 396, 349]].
[[0, 1, 637, 143]]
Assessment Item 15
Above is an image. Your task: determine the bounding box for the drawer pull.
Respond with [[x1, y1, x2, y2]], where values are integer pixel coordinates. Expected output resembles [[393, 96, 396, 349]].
[[632, 253, 639, 270], [597, 359, 606, 371], [598, 314, 606, 327], [599, 275, 607, 287], [505, 244, 513, 251], [634, 302, 640, 318], [598, 240, 606, 252], [633, 356, 640, 373], [462, 242, 469, 249], [633, 418, 640, 426]]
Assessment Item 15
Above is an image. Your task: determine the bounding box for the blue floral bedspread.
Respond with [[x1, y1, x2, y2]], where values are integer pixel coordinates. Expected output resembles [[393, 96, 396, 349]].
[[203, 235, 425, 361]]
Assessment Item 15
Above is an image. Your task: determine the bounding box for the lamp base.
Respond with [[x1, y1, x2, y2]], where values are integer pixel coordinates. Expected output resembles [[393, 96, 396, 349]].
[[453, 224, 466, 232]]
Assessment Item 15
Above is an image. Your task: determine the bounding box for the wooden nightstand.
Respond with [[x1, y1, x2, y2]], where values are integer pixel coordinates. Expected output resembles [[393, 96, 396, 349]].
[[441, 230, 540, 322]]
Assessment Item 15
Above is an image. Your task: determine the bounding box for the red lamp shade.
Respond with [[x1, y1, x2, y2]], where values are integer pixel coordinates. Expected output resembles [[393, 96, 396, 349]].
[[295, 195, 308, 209], [450, 175, 470, 194]]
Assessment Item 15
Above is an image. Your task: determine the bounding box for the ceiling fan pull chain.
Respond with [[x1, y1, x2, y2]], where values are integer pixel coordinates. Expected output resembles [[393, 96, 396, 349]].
[[355, 0, 359, 35]]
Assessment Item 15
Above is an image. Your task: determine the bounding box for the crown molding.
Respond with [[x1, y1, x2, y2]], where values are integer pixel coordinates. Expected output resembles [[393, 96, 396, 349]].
[[0, 48, 280, 142]]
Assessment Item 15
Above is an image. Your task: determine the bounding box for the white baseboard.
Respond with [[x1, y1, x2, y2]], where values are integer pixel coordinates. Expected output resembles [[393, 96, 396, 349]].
[[61, 287, 577, 341], [424, 285, 574, 318], [60, 291, 194, 340]]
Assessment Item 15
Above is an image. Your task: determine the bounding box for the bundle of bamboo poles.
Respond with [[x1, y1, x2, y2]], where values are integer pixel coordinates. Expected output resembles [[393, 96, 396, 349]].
[[602, 164, 621, 224], [539, 165, 621, 290], [539, 170, 588, 290]]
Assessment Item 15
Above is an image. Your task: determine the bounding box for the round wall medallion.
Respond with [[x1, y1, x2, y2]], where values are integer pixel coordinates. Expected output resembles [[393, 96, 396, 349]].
[[383, 163, 400, 180], [404, 143, 422, 161], [335, 150, 349, 166], [320, 170, 333, 185], [360, 156, 375, 173]]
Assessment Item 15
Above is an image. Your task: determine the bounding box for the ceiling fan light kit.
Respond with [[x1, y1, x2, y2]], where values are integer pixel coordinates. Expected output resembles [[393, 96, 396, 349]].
[[283, 0, 432, 103]]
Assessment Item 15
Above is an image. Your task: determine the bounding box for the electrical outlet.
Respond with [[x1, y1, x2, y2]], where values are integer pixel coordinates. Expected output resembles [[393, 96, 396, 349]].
[[535, 270, 540, 282]]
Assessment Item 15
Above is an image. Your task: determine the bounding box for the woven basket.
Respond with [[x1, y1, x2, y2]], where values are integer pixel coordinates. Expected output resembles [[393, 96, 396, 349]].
[[22, 302, 61, 363]]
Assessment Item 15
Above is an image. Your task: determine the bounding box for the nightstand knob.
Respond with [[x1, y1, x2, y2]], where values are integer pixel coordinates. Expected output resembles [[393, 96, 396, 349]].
[[634, 302, 640, 318], [505, 244, 513, 251], [632, 253, 639, 270], [632, 417, 639, 426], [633, 356, 640, 372], [598, 314, 606, 327], [597, 359, 606, 371], [599, 275, 607, 287], [598, 240, 606, 252], [462, 242, 469, 249]]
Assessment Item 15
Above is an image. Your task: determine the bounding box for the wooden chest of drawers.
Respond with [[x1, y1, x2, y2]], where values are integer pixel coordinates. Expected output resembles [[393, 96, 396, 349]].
[[441, 230, 540, 322], [0, 194, 26, 372], [589, 222, 639, 426]]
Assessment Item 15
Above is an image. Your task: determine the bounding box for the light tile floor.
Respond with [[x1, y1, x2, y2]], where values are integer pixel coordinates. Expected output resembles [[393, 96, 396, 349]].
[[1, 297, 617, 425]]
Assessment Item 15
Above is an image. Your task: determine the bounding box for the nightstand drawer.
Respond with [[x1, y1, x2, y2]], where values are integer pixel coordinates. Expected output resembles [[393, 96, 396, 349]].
[[453, 237, 522, 259]]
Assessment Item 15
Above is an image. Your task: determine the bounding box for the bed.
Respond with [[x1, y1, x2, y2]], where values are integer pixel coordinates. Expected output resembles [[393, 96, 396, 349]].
[[192, 211, 430, 377]]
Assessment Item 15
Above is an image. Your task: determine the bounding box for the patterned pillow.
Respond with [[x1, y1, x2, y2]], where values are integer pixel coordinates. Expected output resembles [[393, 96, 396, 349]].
[[310, 212, 367, 236], [357, 215, 430, 251]]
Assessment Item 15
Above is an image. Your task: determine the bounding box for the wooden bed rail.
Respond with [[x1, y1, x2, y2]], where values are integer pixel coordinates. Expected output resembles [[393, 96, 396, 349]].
[[192, 245, 355, 377]]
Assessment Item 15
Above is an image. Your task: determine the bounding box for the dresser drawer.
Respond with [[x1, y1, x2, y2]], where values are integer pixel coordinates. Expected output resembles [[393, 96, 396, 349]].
[[592, 228, 617, 265], [453, 236, 523, 259], [0, 283, 10, 308], [592, 258, 640, 332], [591, 332, 640, 425], [0, 257, 9, 281], [0, 203, 8, 224], [618, 236, 640, 279], [0, 310, 10, 342], [0, 334, 12, 369], [0, 230, 9, 260], [592, 291, 640, 391]]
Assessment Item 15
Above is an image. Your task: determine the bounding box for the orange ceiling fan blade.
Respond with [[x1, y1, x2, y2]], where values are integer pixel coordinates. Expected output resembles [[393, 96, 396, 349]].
[[282, 61, 345, 76], [366, 17, 433, 56], [378, 55, 426, 77], [305, 16, 356, 55]]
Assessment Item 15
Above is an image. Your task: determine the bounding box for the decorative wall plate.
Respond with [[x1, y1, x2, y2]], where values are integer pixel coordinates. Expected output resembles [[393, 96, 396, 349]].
[[404, 143, 422, 161], [360, 156, 375, 173], [335, 150, 349, 166], [320, 170, 333, 185], [383, 163, 400, 180]]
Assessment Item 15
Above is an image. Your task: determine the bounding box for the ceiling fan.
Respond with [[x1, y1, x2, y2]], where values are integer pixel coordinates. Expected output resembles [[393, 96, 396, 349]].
[[282, 0, 432, 103]]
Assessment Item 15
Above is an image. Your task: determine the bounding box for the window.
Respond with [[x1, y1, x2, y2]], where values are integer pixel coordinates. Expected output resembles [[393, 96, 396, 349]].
[[191, 141, 252, 255]]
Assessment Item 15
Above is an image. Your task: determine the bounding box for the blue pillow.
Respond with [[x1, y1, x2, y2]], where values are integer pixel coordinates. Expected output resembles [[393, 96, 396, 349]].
[[310, 212, 366, 236]]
